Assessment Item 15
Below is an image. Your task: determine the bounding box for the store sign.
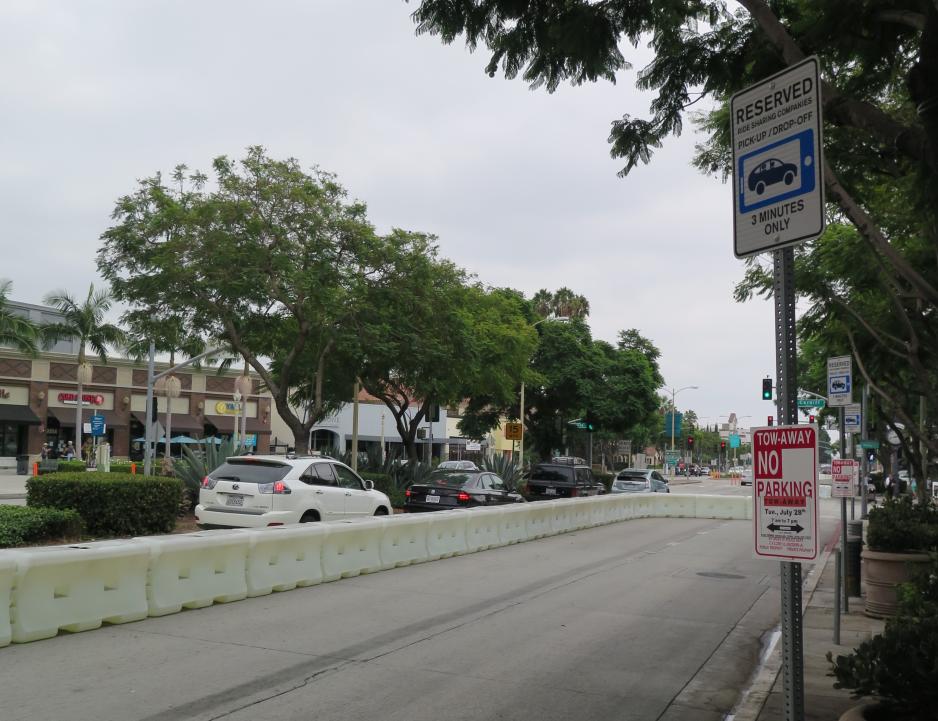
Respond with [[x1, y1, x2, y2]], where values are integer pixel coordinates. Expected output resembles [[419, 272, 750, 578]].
[[215, 401, 240, 415], [58, 392, 105, 406]]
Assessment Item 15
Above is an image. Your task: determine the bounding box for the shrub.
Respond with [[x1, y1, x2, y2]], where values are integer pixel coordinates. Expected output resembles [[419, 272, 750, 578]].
[[594, 472, 613, 492], [108, 462, 135, 474], [359, 471, 404, 508], [867, 496, 938, 552], [176, 437, 247, 512], [27, 472, 183, 537], [56, 460, 87, 473], [481, 454, 525, 492], [829, 554, 938, 717], [0, 506, 83, 548]]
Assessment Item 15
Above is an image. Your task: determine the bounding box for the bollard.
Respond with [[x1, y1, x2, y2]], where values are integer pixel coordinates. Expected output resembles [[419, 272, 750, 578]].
[[834, 547, 841, 645], [32, 462, 38, 476], [131, 462, 136, 475]]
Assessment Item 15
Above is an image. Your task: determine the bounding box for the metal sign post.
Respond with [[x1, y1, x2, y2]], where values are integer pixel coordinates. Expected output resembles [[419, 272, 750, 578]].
[[774, 246, 806, 720], [839, 407, 849, 613]]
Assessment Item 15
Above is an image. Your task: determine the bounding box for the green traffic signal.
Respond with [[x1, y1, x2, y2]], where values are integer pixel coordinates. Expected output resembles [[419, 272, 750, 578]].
[[762, 377, 773, 400]]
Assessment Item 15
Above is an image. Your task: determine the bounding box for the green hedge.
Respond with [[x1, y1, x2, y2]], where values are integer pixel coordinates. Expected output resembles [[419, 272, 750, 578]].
[[0, 506, 83, 548], [108, 462, 135, 474], [56, 460, 88, 473], [27, 472, 183, 537]]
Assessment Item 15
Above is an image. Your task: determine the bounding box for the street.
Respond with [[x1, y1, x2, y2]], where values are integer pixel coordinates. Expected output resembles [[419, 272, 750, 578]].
[[0, 500, 838, 721]]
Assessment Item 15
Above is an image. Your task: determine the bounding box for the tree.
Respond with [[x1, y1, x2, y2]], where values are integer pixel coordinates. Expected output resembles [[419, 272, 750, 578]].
[[409, 0, 938, 481], [0, 280, 40, 355], [357, 234, 537, 461], [98, 149, 375, 452], [42, 284, 125, 452], [530, 287, 590, 319]]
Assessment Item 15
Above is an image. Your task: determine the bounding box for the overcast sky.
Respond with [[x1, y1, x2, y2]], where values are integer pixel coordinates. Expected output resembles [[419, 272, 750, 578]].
[[0, 1, 785, 433]]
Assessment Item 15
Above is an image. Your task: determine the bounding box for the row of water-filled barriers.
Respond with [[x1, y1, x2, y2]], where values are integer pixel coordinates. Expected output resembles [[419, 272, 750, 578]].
[[0, 493, 751, 646]]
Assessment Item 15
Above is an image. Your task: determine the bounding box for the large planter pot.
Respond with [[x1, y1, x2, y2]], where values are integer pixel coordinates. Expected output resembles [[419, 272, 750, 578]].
[[862, 548, 931, 618], [839, 703, 877, 721], [839, 702, 922, 720]]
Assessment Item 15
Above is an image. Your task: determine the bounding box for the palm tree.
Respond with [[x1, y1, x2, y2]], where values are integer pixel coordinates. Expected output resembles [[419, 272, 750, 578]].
[[551, 287, 576, 318], [0, 280, 40, 355], [531, 289, 553, 319], [42, 284, 125, 453]]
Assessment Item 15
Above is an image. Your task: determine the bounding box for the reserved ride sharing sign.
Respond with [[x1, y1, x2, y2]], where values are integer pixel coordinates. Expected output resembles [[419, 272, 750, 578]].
[[752, 425, 819, 562], [731, 56, 825, 257]]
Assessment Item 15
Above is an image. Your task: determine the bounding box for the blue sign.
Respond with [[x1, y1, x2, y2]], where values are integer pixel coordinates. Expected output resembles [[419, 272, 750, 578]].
[[90, 414, 106, 437], [729, 434, 741, 449], [664, 413, 683, 437], [828, 374, 851, 395], [738, 129, 817, 214]]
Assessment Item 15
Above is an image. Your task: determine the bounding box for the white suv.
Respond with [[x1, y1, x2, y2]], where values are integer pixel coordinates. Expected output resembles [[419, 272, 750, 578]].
[[195, 455, 392, 529]]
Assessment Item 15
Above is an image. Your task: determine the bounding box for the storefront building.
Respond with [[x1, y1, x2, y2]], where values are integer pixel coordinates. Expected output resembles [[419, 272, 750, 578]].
[[0, 350, 273, 463]]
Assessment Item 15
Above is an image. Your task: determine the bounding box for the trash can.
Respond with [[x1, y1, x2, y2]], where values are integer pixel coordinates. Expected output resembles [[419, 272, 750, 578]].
[[846, 520, 863, 597], [16, 454, 30, 475]]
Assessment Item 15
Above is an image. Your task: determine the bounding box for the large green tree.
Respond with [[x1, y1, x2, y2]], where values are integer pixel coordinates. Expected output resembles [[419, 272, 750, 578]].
[[0, 280, 40, 355], [408, 0, 938, 478], [42, 284, 125, 452], [98, 149, 375, 452]]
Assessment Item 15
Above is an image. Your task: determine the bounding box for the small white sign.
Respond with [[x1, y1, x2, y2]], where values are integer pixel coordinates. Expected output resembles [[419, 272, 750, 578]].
[[465, 441, 481, 451], [732, 57, 825, 257], [827, 355, 852, 406], [844, 403, 861, 433], [832, 459, 858, 498], [753, 425, 819, 562]]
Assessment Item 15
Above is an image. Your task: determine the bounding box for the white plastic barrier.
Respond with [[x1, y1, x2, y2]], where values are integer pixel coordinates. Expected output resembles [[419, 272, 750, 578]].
[[567, 497, 594, 530], [586, 496, 610, 526], [653, 494, 697, 518], [465, 507, 504, 553], [547, 500, 576, 534], [0, 555, 17, 646], [525, 501, 556, 539], [145, 530, 249, 616], [379, 513, 430, 569], [245, 524, 329, 597], [497, 505, 529, 545], [695, 494, 749, 520], [426, 510, 469, 560], [321, 518, 385, 582], [631, 494, 656, 518], [8, 540, 150, 642], [605, 494, 634, 523]]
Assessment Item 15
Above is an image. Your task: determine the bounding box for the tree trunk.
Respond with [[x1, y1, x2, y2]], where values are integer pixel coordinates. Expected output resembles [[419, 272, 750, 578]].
[[74, 349, 85, 455]]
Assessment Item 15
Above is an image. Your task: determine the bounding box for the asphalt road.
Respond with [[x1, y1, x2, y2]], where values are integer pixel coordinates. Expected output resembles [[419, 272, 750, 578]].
[[1, 514, 798, 721]]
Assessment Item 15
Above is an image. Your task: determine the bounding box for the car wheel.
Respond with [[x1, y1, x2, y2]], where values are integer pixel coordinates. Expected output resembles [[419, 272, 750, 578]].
[[784, 171, 794, 185], [374, 507, 389, 516], [756, 181, 766, 195], [300, 510, 321, 523]]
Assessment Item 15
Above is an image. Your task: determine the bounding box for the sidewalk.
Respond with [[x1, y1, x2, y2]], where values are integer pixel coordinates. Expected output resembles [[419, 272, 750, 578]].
[[0, 468, 28, 499], [739, 544, 883, 720]]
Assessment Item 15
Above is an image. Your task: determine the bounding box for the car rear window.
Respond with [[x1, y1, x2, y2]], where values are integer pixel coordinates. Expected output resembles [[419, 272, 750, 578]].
[[427, 472, 473, 487], [210, 460, 291, 484], [531, 467, 574, 482], [616, 471, 647, 480]]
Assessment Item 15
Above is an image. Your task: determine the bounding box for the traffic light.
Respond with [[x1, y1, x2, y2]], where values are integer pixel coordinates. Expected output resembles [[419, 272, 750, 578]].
[[720, 440, 726, 450], [762, 377, 773, 400], [808, 415, 815, 424], [768, 415, 774, 426], [687, 436, 694, 449]]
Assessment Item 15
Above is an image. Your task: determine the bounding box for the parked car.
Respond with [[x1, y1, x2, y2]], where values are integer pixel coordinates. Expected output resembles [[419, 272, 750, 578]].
[[195, 455, 391, 529], [437, 460, 479, 471], [404, 469, 525, 511], [699, 466, 711, 475], [527, 462, 600, 500], [610, 469, 670, 494]]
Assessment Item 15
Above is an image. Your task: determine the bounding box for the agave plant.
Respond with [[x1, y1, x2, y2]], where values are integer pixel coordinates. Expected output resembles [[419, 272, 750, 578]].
[[175, 437, 248, 511], [482, 453, 525, 492]]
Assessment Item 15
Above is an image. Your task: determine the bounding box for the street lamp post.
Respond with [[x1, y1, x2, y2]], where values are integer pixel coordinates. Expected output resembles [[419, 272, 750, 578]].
[[519, 316, 569, 472], [663, 385, 698, 475]]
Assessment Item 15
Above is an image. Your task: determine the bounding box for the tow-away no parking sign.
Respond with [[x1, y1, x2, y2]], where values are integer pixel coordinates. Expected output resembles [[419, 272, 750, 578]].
[[752, 425, 818, 562]]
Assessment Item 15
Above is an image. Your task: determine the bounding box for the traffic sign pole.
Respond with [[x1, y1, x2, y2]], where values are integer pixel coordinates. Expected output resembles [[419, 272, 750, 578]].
[[861, 383, 869, 518], [840, 406, 849, 614], [774, 246, 805, 721]]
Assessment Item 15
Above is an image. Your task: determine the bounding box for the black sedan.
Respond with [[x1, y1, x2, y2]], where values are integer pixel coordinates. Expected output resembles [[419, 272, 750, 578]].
[[404, 469, 525, 512], [747, 157, 798, 195]]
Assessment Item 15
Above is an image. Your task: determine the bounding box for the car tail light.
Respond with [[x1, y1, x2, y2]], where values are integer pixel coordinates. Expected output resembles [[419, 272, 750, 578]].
[[258, 481, 291, 494], [405, 489, 411, 497], [201, 476, 217, 490], [457, 492, 470, 502], [267, 522, 284, 526]]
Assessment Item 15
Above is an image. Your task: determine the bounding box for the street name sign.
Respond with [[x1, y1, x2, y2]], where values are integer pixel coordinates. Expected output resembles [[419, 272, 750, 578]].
[[504, 422, 523, 441], [753, 425, 819, 562], [859, 440, 880, 450], [831, 459, 858, 498], [827, 355, 852, 406], [844, 403, 861, 433], [797, 398, 825, 408], [664, 450, 682, 465], [732, 56, 825, 257]]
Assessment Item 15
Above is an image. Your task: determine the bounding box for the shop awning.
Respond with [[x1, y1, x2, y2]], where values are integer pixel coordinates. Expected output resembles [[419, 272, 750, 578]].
[[0, 404, 42, 425], [48, 408, 127, 428], [131, 412, 205, 433], [204, 417, 270, 433]]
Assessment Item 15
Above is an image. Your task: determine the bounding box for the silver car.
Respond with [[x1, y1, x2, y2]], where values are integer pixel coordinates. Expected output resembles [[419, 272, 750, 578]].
[[610, 469, 670, 494]]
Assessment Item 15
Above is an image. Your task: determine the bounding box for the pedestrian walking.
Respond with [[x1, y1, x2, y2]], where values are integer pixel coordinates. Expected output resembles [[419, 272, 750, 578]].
[[64, 441, 75, 460]]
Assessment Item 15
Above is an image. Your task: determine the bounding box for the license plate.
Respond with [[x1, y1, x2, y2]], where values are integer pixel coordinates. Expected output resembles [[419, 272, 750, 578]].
[[226, 494, 244, 507], [425, 495, 440, 504], [545, 488, 557, 496]]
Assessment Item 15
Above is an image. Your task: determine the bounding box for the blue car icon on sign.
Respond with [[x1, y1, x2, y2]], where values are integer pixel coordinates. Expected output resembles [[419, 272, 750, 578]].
[[748, 158, 798, 195]]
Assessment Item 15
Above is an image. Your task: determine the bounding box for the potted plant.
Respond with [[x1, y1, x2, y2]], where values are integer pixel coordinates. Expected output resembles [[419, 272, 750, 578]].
[[862, 496, 937, 618], [829, 555, 938, 720]]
